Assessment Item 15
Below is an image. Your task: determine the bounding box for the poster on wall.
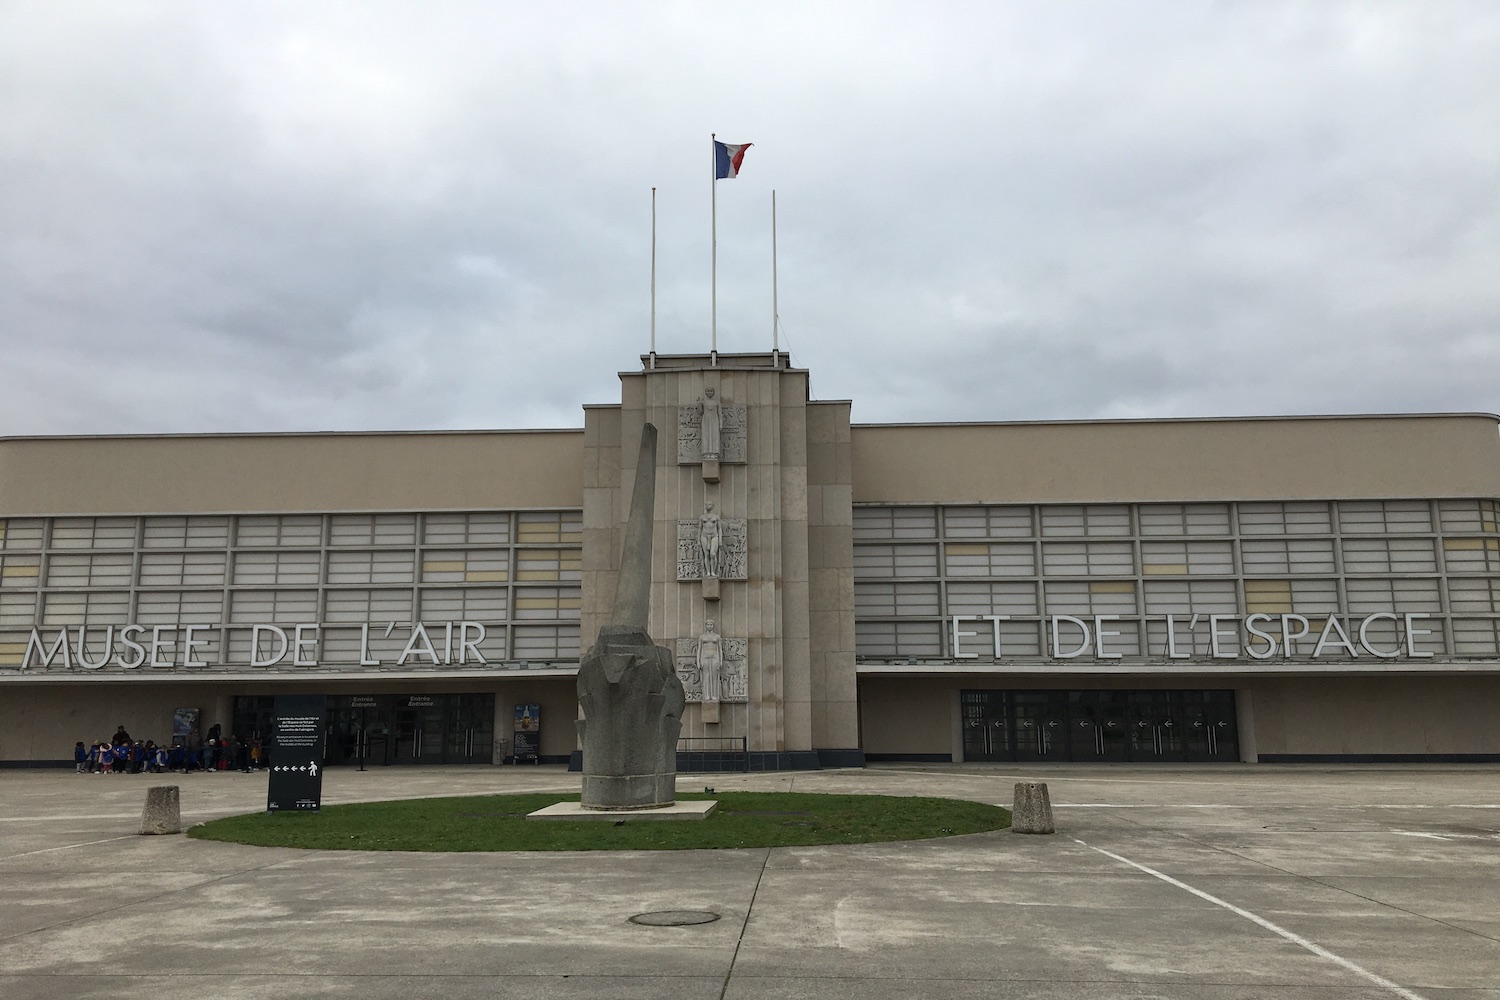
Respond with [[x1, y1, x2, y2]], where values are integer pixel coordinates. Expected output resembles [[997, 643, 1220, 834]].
[[172, 708, 200, 745], [267, 694, 327, 813], [512, 703, 540, 764]]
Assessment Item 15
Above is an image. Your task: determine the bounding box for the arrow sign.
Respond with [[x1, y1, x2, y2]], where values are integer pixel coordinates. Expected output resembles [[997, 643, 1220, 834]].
[[267, 694, 327, 813]]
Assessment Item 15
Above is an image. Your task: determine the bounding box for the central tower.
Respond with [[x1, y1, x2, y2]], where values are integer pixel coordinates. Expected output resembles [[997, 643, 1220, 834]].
[[581, 352, 860, 767]]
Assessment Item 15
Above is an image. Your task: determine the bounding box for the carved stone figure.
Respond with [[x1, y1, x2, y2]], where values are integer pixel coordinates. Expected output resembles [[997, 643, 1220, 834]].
[[700, 387, 721, 460], [675, 634, 748, 703], [575, 424, 686, 809], [698, 619, 724, 704], [677, 399, 746, 464], [676, 516, 747, 581], [698, 502, 723, 579]]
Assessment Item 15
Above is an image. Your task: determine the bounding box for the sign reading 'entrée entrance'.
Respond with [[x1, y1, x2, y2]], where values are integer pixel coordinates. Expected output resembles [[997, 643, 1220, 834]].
[[267, 694, 327, 813]]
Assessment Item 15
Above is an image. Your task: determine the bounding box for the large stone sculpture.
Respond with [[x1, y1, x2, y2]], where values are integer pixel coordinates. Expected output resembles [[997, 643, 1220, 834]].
[[575, 424, 686, 809]]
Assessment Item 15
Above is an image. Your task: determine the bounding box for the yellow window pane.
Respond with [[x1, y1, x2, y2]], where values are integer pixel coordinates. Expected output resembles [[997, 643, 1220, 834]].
[[1245, 579, 1293, 614], [516, 569, 559, 581], [518, 522, 561, 542], [515, 597, 560, 610], [1142, 563, 1188, 575], [2, 563, 40, 578], [1445, 538, 1484, 551], [945, 543, 989, 556]]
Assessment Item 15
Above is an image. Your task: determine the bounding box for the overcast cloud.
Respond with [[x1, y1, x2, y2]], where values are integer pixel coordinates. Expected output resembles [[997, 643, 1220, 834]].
[[3, 1, 1498, 435]]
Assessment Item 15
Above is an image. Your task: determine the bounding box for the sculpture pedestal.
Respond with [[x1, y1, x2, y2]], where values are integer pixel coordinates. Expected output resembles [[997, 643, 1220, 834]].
[[581, 771, 679, 810], [701, 458, 720, 482], [527, 800, 718, 822], [702, 576, 720, 601]]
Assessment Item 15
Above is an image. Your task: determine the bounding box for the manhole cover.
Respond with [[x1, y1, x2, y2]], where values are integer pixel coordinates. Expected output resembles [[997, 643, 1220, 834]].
[[629, 910, 721, 927]]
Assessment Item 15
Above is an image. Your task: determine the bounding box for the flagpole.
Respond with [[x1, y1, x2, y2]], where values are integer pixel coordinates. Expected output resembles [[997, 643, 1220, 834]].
[[710, 133, 717, 363], [771, 189, 779, 364], [650, 186, 657, 369]]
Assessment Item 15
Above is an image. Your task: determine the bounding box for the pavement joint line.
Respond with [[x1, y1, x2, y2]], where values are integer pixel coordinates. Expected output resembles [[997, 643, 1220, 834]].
[[1074, 837, 1432, 1000], [0, 786, 592, 825], [1, 834, 136, 859], [718, 846, 773, 1000]]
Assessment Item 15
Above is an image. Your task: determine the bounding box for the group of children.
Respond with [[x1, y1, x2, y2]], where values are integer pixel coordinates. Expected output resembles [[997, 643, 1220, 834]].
[[75, 725, 266, 774]]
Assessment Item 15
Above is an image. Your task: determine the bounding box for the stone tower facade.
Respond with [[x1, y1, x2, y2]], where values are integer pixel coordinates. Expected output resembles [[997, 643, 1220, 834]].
[[581, 352, 860, 766]]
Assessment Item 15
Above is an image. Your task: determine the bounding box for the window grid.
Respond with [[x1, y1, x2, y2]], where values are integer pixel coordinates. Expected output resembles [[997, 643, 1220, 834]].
[[854, 500, 1495, 663], [1, 510, 582, 669]]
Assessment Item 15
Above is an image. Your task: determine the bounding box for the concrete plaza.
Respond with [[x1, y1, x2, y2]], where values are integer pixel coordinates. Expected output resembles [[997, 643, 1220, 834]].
[[1, 762, 1497, 999]]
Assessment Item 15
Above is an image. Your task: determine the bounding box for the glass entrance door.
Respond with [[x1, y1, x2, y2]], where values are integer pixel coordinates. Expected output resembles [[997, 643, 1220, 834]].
[[1181, 690, 1238, 761], [1011, 692, 1066, 761], [446, 694, 496, 764], [1128, 691, 1188, 762], [394, 697, 446, 764], [958, 689, 1239, 763], [962, 691, 1010, 761], [1070, 691, 1131, 761]]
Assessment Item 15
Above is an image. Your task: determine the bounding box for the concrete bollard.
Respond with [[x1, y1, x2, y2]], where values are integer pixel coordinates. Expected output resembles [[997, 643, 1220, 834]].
[[1011, 781, 1055, 834], [140, 785, 182, 835]]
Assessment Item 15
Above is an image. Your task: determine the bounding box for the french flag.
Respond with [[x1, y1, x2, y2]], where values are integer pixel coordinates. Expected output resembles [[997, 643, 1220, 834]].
[[714, 140, 752, 179]]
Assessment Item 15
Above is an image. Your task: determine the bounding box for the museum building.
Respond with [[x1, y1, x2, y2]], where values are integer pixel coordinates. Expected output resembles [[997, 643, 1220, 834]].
[[3, 351, 1499, 767]]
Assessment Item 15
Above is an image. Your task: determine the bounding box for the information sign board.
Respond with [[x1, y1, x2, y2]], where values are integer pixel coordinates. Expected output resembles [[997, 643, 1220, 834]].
[[512, 703, 540, 763], [267, 694, 327, 813]]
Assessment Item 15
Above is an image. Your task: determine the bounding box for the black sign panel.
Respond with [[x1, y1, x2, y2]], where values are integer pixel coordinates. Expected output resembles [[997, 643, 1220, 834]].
[[512, 703, 540, 763], [267, 694, 327, 812], [511, 729, 539, 761]]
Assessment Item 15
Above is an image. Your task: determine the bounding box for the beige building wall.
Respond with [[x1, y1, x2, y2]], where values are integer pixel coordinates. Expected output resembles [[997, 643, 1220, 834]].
[[852, 414, 1500, 504], [806, 401, 858, 750], [0, 430, 584, 516]]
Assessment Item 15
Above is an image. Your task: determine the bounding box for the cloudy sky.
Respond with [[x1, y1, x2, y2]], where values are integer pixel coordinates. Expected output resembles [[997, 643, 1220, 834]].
[[4, 1, 1498, 435]]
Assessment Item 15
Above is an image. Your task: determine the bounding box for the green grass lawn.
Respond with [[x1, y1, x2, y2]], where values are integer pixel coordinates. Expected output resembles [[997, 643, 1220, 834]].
[[188, 791, 1010, 852]]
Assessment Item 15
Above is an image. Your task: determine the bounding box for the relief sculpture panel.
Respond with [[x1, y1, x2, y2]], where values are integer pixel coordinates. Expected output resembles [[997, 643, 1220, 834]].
[[678, 400, 747, 464], [676, 511, 747, 581], [675, 630, 749, 703]]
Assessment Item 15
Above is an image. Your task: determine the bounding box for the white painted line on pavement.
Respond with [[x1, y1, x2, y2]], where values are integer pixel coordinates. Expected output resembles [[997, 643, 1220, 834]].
[[990, 802, 1497, 814], [1075, 837, 1430, 1000]]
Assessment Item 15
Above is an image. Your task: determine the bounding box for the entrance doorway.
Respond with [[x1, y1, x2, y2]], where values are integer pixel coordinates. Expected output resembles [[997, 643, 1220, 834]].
[[234, 693, 496, 766], [962, 689, 1238, 763]]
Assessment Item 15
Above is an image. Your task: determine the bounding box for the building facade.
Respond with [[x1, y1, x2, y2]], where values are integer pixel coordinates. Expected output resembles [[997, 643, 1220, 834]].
[[3, 352, 1498, 766]]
